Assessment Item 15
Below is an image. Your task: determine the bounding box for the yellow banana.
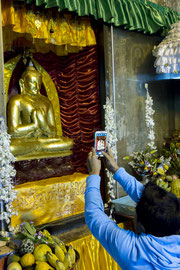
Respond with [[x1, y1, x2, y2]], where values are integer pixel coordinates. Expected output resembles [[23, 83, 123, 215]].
[[64, 253, 72, 269], [166, 176, 172, 182], [163, 182, 168, 189], [68, 245, 76, 265], [156, 179, 160, 185], [55, 260, 66, 270], [55, 244, 65, 262], [46, 251, 59, 268], [58, 241, 67, 253], [159, 181, 164, 187]]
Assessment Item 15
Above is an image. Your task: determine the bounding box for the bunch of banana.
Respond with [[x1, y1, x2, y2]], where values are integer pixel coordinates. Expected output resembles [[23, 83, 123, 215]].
[[46, 242, 76, 270], [156, 179, 171, 192], [64, 253, 72, 269], [55, 244, 65, 262], [68, 246, 76, 265], [47, 252, 59, 268]]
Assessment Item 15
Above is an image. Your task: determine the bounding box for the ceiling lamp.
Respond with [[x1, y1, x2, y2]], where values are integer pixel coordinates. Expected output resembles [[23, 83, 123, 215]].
[[153, 21, 180, 74]]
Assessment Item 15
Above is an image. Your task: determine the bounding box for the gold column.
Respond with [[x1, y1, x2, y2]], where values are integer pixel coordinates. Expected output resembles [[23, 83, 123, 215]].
[[0, 1, 6, 119]]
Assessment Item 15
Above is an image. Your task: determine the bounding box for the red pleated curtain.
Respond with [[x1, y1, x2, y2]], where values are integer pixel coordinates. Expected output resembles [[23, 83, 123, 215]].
[[33, 45, 101, 173]]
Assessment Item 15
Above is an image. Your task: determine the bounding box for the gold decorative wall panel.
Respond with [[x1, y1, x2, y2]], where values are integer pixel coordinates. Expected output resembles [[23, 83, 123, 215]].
[[2, 0, 96, 56]]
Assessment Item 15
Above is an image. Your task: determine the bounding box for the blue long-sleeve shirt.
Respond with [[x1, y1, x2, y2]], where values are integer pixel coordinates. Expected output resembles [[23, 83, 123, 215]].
[[85, 168, 180, 269]]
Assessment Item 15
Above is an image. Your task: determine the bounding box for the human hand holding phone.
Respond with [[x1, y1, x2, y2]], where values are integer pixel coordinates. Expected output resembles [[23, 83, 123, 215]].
[[87, 148, 101, 175], [102, 146, 119, 174]]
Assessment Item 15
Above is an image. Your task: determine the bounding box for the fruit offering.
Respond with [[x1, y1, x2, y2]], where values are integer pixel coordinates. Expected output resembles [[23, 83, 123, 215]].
[[6, 222, 78, 270]]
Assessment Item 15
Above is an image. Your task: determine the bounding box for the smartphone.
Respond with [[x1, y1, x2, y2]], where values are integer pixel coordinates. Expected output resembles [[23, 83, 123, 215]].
[[94, 131, 107, 157]]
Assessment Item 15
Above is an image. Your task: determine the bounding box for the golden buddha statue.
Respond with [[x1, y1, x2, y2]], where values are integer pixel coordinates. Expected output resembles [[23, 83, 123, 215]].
[[7, 66, 73, 161]]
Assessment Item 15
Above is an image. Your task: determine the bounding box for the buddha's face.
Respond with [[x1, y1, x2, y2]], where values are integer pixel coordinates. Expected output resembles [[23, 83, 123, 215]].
[[23, 74, 42, 96]]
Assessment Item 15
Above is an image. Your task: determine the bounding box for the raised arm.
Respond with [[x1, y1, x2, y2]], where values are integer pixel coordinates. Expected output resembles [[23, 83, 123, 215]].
[[85, 149, 137, 268], [113, 168, 143, 203], [7, 97, 38, 137], [103, 146, 143, 202], [85, 174, 137, 268]]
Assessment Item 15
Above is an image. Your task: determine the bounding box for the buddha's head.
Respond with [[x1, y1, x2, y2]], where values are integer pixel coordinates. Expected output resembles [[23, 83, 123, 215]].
[[19, 66, 42, 96]]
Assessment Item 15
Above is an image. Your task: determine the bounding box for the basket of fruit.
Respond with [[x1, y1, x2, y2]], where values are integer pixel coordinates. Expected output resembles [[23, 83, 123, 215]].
[[1, 222, 79, 270]]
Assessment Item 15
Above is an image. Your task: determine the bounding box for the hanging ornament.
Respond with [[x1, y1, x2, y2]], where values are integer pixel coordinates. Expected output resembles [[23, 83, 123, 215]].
[[153, 21, 180, 74]]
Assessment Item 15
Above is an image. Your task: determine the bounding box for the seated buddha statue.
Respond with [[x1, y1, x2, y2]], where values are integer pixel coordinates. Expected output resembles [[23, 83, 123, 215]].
[[7, 66, 73, 160]]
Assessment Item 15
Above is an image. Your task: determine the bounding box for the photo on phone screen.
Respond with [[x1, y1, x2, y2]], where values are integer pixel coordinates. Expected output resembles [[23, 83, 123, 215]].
[[95, 131, 107, 156]]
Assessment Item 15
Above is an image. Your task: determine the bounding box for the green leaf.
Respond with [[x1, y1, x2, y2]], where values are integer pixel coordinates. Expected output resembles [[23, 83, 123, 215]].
[[0, 236, 10, 241], [24, 222, 36, 236], [150, 150, 157, 154], [170, 143, 175, 151], [21, 232, 35, 241], [13, 233, 26, 240]]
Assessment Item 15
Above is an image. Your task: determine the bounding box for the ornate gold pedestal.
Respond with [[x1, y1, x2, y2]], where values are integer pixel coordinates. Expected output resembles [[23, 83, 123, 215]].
[[11, 173, 88, 227]]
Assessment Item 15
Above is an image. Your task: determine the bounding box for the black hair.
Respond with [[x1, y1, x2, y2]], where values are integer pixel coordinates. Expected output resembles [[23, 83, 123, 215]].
[[136, 182, 180, 237]]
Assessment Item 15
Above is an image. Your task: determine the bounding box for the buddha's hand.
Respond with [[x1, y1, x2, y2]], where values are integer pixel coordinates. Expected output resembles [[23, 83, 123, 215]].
[[36, 109, 49, 130], [102, 146, 119, 174], [36, 109, 55, 137], [32, 110, 39, 128], [31, 110, 43, 137], [36, 108, 46, 123], [47, 129, 56, 138]]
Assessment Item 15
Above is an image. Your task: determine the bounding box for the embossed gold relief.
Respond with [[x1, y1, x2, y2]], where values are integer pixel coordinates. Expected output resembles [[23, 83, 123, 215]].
[[7, 65, 73, 160], [11, 173, 87, 227]]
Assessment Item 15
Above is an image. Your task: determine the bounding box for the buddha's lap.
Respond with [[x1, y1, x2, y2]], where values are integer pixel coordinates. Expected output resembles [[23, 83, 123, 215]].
[[10, 137, 73, 153]]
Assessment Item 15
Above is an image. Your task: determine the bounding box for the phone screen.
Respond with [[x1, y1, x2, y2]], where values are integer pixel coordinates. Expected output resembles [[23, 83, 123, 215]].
[[95, 131, 107, 156]]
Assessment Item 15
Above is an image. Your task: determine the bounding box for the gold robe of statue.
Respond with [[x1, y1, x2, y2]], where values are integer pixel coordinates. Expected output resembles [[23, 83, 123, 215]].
[[7, 66, 73, 161]]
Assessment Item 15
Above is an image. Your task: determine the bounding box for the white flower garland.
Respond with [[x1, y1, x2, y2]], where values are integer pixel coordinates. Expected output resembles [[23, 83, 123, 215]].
[[145, 84, 156, 150], [103, 98, 118, 202], [0, 117, 17, 237]]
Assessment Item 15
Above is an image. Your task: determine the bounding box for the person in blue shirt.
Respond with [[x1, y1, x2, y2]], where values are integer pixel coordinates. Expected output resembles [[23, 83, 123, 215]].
[[85, 147, 180, 269]]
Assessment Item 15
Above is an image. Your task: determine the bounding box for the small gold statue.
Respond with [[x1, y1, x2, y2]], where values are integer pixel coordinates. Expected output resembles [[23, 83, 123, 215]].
[[7, 66, 73, 160]]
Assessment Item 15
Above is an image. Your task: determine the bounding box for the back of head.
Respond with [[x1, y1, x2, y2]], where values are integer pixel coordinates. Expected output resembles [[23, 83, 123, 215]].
[[136, 182, 180, 237]]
